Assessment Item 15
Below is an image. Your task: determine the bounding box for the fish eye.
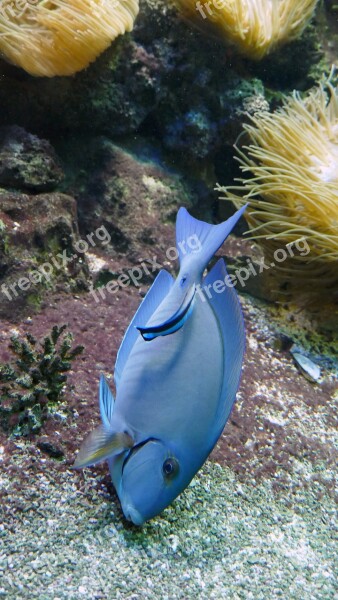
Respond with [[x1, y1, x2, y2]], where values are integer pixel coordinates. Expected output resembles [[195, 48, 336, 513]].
[[180, 275, 188, 286], [162, 457, 179, 478]]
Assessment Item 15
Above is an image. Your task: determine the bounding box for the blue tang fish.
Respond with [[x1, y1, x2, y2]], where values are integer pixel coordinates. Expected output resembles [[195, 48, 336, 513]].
[[74, 206, 247, 525]]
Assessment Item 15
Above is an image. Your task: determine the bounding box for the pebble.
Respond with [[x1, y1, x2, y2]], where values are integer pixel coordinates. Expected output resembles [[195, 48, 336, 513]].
[[291, 351, 321, 382]]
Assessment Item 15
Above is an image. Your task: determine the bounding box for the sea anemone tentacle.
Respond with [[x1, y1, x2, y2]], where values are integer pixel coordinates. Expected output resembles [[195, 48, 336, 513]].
[[216, 72, 338, 304], [0, 0, 139, 77], [174, 0, 319, 60]]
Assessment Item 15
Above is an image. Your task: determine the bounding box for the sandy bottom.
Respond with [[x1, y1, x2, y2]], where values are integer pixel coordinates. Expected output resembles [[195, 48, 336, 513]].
[[0, 457, 337, 599]]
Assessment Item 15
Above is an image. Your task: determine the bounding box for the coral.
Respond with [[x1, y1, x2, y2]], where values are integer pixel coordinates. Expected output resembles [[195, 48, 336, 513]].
[[174, 0, 319, 59], [75, 139, 196, 260], [0, 0, 139, 77], [0, 324, 84, 435], [216, 75, 338, 304]]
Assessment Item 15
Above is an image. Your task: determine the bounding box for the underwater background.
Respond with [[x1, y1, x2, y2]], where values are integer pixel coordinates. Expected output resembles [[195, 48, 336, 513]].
[[0, 0, 337, 598]]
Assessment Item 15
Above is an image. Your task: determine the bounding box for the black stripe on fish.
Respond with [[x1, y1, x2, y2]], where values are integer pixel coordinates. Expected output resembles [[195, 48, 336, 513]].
[[137, 290, 195, 341], [122, 437, 160, 474]]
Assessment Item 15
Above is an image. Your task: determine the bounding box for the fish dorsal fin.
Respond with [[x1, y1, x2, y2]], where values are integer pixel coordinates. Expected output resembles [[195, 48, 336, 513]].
[[99, 374, 115, 428], [176, 205, 247, 269], [73, 426, 134, 469], [204, 259, 245, 439], [114, 269, 174, 387]]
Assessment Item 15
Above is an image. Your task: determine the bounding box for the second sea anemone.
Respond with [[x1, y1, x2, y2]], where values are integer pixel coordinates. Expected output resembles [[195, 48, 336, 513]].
[[174, 0, 319, 60]]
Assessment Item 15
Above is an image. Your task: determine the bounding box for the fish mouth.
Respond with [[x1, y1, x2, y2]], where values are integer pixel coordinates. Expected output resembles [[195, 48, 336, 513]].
[[124, 505, 145, 526]]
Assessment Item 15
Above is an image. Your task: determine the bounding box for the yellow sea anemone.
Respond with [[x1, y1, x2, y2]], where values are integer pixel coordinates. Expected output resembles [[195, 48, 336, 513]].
[[173, 0, 318, 59], [0, 0, 139, 77], [216, 75, 338, 304]]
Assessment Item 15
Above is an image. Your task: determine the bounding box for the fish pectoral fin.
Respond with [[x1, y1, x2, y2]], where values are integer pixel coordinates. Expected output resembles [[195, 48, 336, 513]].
[[73, 426, 134, 469], [137, 284, 196, 341]]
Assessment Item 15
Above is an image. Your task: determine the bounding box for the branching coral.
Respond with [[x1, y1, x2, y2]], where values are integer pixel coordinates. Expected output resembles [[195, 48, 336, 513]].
[[216, 75, 338, 304], [0, 0, 139, 77], [174, 0, 318, 59], [0, 324, 84, 435]]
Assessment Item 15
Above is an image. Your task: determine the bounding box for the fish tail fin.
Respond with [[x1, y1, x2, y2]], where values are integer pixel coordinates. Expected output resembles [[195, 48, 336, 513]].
[[135, 205, 248, 341], [176, 204, 248, 272]]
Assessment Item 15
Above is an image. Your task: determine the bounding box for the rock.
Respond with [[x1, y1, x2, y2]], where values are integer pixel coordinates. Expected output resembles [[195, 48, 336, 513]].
[[0, 33, 162, 140], [0, 126, 64, 192], [291, 351, 321, 382], [76, 139, 199, 264], [0, 0, 327, 168], [0, 192, 89, 319], [37, 438, 65, 459]]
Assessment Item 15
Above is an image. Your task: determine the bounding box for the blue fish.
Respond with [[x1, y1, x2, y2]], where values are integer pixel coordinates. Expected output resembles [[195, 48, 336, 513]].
[[74, 206, 247, 525]]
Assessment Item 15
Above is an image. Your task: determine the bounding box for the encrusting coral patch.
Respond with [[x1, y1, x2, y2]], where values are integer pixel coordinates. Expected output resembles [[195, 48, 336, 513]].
[[0, 0, 139, 77]]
